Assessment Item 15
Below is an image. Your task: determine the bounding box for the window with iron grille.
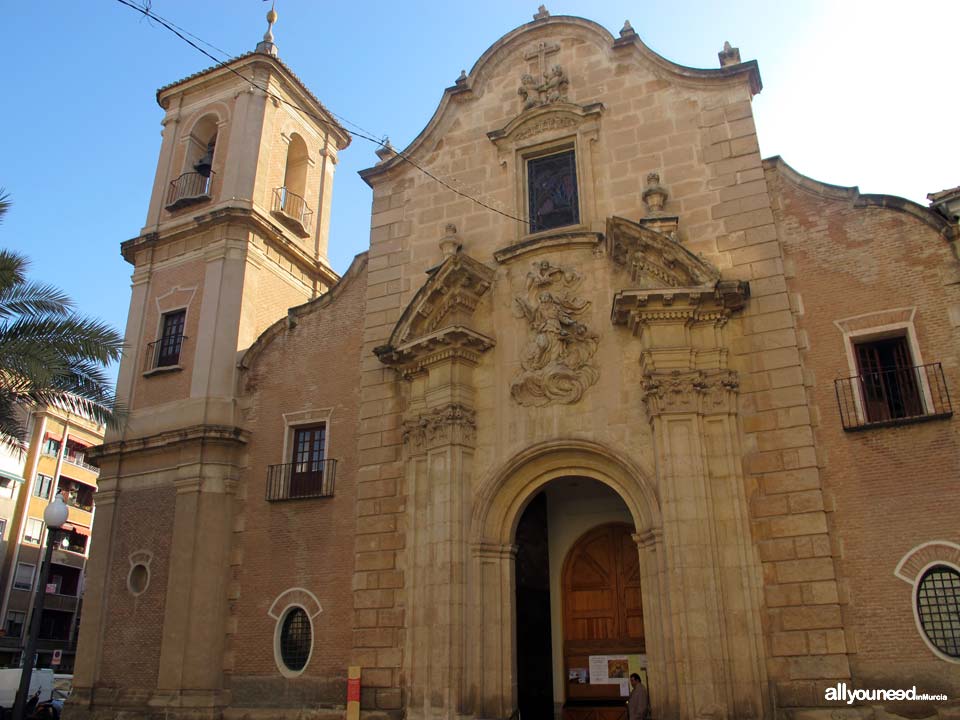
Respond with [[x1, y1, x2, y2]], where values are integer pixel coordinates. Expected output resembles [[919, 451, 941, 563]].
[[917, 565, 960, 659], [290, 424, 326, 499], [279, 607, 312, 672], [854, 335, 922, 423], [527, 150, 579, 233], [156, 309, 186, 367]]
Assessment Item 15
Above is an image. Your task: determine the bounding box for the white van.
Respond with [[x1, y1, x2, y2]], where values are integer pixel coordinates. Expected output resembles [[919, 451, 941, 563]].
[[0, 668, 55, 712]]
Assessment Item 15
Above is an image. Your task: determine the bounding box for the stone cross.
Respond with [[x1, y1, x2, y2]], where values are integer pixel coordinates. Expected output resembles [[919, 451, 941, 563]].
[[524, 41, 560, 80]]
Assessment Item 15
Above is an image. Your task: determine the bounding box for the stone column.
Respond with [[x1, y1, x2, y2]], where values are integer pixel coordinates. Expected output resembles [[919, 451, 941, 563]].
[[401, 352, 484, 720], [468, 542, 517, 720], [614, 283, 769, 720]]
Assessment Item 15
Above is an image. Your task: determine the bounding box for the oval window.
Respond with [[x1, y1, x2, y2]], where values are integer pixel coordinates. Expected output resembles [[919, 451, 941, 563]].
[[128, 563, 149, 595], [279, 607, 312, 672], [916, 565, 960, 659]]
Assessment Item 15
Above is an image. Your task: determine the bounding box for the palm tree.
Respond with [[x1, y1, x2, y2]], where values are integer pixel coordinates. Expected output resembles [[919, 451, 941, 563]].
[[0, 189, 124, 444]]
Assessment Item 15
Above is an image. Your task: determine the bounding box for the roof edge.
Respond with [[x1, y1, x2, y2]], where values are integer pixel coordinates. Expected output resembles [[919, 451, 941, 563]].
[[764, 155, 956, 240]]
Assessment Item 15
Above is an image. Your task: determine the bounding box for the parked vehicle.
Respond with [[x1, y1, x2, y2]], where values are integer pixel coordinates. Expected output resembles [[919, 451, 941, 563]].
[[0, 669, 55, 717]]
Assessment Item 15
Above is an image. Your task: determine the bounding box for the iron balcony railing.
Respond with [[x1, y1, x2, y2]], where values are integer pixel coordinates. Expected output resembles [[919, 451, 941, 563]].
[[835, 362, 952, 431], [166, 171, 212, 209], [266, 459, 337, 501], [272, 186, 314, 235], [63, 451, 99, 475], [144, 334, 189, 372]]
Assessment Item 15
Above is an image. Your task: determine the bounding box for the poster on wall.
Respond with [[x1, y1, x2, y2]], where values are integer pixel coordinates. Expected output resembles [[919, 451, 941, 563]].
[[588, 654, 648, 696]]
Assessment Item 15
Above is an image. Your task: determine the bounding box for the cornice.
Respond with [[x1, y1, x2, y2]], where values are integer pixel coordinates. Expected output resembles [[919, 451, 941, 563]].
[[88, 424, 249, 462], [121, 204, 339, 287]]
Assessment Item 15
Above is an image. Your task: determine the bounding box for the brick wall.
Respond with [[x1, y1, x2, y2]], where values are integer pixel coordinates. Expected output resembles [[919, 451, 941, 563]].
[[768, 161, 960, 702], [225, 254, 367, 708]]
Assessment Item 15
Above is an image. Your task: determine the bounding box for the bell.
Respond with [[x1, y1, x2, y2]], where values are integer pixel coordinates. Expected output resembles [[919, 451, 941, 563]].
[[193, 149, 213, 177]]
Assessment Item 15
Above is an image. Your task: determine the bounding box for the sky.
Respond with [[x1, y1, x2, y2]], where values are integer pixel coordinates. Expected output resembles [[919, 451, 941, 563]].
[[3, 1, 958, 382]]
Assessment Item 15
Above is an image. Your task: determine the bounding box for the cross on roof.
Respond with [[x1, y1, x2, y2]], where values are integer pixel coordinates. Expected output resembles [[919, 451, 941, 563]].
[[524, 41, 560, 79]]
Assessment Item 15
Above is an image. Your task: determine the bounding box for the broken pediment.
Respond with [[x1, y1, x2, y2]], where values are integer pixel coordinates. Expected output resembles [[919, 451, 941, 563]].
[[606, 216, 721, 289], [374, 251, 496, 369]]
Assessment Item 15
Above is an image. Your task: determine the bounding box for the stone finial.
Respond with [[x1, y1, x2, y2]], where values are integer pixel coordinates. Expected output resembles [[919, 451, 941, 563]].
[[456, 70, 468, 86], [440, 224, 462, 258], [620, 20, 637, 39], [255, 4, 279, 57], [533, 5, 550, 20], [718, 41, 741, 67], [642, 172, 669, 214], [375, 137, 395, 163]]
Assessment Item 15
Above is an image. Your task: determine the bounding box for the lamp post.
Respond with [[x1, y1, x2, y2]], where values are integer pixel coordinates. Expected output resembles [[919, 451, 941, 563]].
[[12, 494, 68, 720]]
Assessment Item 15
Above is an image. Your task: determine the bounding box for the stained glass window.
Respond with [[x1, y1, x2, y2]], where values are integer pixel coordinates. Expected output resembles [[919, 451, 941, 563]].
[[528, 150, 579, 233]]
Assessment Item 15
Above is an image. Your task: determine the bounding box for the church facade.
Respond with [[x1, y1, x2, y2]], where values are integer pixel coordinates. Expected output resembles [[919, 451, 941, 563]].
[[74, 9, 960, 720]]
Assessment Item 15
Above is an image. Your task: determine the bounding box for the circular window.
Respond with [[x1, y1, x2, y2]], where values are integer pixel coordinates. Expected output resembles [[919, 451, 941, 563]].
[[916, 565, 960, 659], [128, 563, 149, 595], [278, 607, 312, 673]]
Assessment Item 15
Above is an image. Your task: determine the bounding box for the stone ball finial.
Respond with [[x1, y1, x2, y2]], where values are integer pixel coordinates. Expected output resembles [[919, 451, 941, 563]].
[[267, 7, 278, 24], [256, 4, 279, 56], [620, 20, 636, 38], [440, 224, 462, 259]]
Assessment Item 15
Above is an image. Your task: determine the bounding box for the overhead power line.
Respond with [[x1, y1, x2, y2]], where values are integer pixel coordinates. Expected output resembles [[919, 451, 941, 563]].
[[114, 0, 530, 227]]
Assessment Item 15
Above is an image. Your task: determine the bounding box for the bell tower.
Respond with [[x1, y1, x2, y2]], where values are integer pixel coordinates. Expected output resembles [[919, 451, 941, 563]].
[[114, 7, 350, 438], [73, 11, 351, 717]]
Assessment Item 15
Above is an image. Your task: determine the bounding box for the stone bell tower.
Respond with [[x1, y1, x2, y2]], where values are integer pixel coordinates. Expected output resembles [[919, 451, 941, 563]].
[[73, 11, 351, 717]]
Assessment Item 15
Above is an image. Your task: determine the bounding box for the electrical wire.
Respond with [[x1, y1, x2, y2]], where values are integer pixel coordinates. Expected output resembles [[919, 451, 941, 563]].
[[114, 0, 530, 227]]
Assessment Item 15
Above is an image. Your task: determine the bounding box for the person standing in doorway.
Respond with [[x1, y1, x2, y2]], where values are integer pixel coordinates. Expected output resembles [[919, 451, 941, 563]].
[[627, 673, 648, 720]]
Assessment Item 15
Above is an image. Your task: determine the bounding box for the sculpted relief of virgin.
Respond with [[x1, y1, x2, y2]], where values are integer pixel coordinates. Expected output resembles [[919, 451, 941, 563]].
[[510, 260, 599, 406]]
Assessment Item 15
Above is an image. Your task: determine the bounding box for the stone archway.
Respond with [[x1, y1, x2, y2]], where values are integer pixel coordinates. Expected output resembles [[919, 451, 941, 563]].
[[466, 440, 670, 720]]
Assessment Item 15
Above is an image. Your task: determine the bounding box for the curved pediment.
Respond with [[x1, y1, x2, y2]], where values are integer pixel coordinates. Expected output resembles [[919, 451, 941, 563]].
[[360, 15, 760, 186], [487, 101, 604, 150], [375, 251, 495, 367], [606, 216, 720, 288]]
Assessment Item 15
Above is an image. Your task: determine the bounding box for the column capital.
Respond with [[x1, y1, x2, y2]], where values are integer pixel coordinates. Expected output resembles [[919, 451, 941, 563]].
[[642, 368, 740, 418]]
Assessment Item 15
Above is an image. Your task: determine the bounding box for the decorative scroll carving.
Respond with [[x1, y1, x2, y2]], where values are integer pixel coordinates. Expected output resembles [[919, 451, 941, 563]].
[[606, 216, 720, 288], [402, 403, 477, 449], [641, 369, 739, 417], [510, 261, 599, 406]]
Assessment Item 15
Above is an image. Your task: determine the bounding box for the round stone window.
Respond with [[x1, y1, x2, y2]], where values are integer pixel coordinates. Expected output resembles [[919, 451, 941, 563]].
[[128, 563, 149, 595], [916, 565, 960, 659], [278, 607, 312, 673]]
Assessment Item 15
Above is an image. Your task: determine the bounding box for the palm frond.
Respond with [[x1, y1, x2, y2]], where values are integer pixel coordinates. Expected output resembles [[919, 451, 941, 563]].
[[0, 250, 27, 293], [0, 280, 73, 319], [0, 190, 9, 225]]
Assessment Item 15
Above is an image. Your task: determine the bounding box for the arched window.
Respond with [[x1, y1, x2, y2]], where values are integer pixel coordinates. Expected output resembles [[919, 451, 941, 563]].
[[273, 133, 313, 235], [916, 565, 960, 659], [167, 114, 218, 209]]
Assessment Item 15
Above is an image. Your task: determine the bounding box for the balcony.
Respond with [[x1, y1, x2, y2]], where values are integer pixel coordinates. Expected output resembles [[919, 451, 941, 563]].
[[271, 186, 313, 237], [166, 171, 212, 211], [144, 334, 189, 373], [266, 459, 337, 502], [63, 451, 99, 476], [835, 362, 953, 431]]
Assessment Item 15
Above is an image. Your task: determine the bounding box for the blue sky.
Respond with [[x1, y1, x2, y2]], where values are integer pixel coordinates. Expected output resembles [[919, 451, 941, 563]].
[[3, 2, 958, 381]]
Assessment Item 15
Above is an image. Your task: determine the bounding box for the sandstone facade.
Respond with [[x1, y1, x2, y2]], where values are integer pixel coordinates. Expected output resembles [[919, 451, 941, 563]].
[[73, 11, 959, 720]]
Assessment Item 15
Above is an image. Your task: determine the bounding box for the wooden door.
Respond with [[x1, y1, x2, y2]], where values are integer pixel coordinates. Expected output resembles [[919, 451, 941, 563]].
[[562, 523, 643, 705]]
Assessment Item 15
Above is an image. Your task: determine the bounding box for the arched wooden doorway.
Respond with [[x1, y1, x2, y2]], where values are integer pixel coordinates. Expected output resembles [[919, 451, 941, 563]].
[[561, 523, 644, 720]]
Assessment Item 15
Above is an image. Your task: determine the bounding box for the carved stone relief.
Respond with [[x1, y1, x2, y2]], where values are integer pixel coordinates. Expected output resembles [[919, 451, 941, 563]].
[[402, 403, 477, 449], [510, 261, 599, 406], [641, 369, 739, 417], [518, 41, 569, 110]]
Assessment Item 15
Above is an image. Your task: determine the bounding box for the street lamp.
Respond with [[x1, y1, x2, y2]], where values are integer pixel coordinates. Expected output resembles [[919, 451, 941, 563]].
[[12, 494, 68, 720]]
